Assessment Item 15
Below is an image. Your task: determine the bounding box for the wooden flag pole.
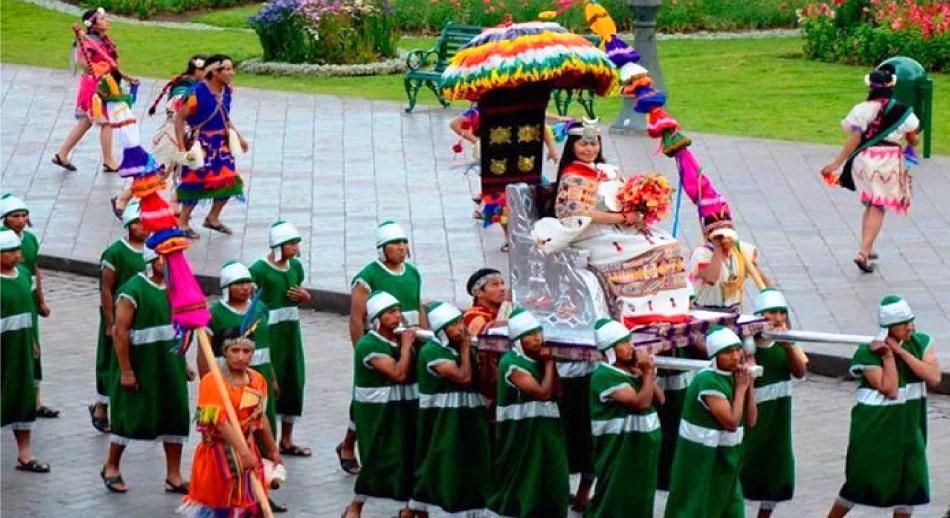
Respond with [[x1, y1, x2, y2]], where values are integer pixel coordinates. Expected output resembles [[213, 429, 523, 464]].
[[195, 328, 274, 518]]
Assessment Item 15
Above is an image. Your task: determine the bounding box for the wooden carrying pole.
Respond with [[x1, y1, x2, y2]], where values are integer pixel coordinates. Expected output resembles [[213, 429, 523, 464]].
[[739, 250, 809, 365], [195, 329, 274, 518]]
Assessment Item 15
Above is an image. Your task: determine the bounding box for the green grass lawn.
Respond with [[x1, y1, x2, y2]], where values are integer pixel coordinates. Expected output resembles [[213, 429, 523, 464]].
[[2, 0, 946, 154], [189, 3, 259, 28]]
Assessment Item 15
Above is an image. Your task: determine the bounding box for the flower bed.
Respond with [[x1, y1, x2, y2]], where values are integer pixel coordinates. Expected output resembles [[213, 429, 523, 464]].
[[249, 0, 399, 64], [798, 0, 949, 72]]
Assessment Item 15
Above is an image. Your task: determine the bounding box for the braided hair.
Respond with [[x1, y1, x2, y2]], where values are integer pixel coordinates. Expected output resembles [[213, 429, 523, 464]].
[[147, 54, 207, 116]]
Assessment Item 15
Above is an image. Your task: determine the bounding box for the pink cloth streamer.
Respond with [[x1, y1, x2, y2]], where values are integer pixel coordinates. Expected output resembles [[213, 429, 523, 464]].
[[163, 251, 211, 329], [674, 148, 731, 219]]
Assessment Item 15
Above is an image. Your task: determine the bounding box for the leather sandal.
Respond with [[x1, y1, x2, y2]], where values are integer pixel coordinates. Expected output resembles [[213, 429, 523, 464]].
[[853, 252, 875, 273]]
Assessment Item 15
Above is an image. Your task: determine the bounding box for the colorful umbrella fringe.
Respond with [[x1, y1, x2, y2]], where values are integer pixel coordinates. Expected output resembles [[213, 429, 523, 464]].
[[439, 21, 619, 102]]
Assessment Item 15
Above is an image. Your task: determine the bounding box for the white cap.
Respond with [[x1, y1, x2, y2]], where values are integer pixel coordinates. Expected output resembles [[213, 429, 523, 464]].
[[269, 221, 302, 249], [594, 317, 631, 352], [876, 295, 914, 341], [376, 220, 408, 248], [0, 227, 22, 251], [366, 291, 400, 322], [507, 307, 542, 341], [0, 194, 28, 218], [219, 260, 253, 289], [122, 201, 141, 228], [427, 301, 463, 335], [754, 288, 788, 315], [142, 246, 159, 264], [705, 325, 743, 358]]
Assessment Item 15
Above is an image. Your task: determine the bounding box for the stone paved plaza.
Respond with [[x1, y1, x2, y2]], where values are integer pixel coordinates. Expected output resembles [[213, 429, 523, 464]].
[[2, 64, 949, 375], [1, 271, 949, 517]]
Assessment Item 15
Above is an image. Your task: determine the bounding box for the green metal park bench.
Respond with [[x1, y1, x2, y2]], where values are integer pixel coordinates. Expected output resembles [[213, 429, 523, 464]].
[[550, 34, 601, 119], [403, 24, 601, 119], [403, 23, 482, 113]]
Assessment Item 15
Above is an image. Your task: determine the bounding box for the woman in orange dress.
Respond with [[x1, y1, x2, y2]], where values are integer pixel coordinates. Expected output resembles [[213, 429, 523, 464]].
[[179, 330, 281, 517]]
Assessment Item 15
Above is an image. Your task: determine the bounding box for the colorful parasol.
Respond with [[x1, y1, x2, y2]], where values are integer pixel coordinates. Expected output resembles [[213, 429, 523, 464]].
[[440, 21, 619, 102]]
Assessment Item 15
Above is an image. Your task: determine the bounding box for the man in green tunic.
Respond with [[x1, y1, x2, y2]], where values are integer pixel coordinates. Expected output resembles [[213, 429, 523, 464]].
[[409, 301, 489, 515], [655, 341, 703, 491], [827, 295, 941, 518], [0, 228, 50, 473], [91, 201, 147, 433], [741, 288, 806, 517], [665, 326, 758, 518], [102, 247, 191, 493], [488, 308, 569, 518], [344, 291, 420, 518], [249, 221, 311, 457], [201, 261, 275, 430], [588, 318, 663, 518], [340, 220, 427, 474], [1, 194, 57, 418]]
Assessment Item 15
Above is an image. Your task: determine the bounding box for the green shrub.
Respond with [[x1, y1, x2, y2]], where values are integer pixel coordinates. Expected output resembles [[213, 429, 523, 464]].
[[249, 0, 399, 64], [390, 0, 809, 34], [83, 0, 258, 18], [799, 0, 949, 72]]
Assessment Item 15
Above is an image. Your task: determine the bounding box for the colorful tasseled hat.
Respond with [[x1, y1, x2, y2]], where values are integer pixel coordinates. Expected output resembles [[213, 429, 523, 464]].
[[508, 307, 542, 342], [755, 288, 788, 315], [427, 301, 463, 336], [376, 220, 409, 248], [0, 194, 28, 218], [705, 325, 743, 358], [0, 227, 21, 251], [594, 317, 631, 352], [366, 291, 400, 323], [876, 294, 914, 340]]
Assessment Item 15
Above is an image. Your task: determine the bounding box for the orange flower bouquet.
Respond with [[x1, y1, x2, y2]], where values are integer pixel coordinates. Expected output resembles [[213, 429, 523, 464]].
[[616, 172, 673, 227]]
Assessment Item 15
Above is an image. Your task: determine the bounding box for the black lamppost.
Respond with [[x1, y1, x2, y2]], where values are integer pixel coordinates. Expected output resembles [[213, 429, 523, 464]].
[[611, 0, 666, 132]]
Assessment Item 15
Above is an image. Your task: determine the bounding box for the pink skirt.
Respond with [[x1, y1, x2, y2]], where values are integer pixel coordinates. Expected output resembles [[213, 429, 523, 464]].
[[75, 74, 97, 119]]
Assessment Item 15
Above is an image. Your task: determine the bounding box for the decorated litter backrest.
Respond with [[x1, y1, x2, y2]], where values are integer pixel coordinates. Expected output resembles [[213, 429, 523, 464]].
[[507, 183, 609, 345]]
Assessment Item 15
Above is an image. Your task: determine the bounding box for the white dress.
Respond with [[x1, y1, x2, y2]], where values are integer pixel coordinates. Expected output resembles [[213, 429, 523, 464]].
[[842, 100, 919, 213], [532, 161, 690, 323]]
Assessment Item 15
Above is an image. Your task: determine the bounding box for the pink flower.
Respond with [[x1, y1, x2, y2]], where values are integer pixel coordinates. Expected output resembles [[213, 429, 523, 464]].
[[891, 19, 902, 29]]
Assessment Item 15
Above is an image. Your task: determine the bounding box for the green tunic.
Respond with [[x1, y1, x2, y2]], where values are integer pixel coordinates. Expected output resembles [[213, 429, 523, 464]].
[[19, 231, 42, 383], [655, 346, 700, 490], [488, 349, 569, 518], [352, 260, 423, 326], [110, 274, 189, 441], [741, 342, 795, 503], [207, 299, 275, 432], [665, 368, 745, 518], [1, 265, 37, 429], [588, 363, 661, 518], [412, 340, 490, 514], [250, 257, 306, 419], [556, 360, 596, 476], [353, 331, 419, 502], [96, 239, 145, 403], [838, 335, 931, 508]]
